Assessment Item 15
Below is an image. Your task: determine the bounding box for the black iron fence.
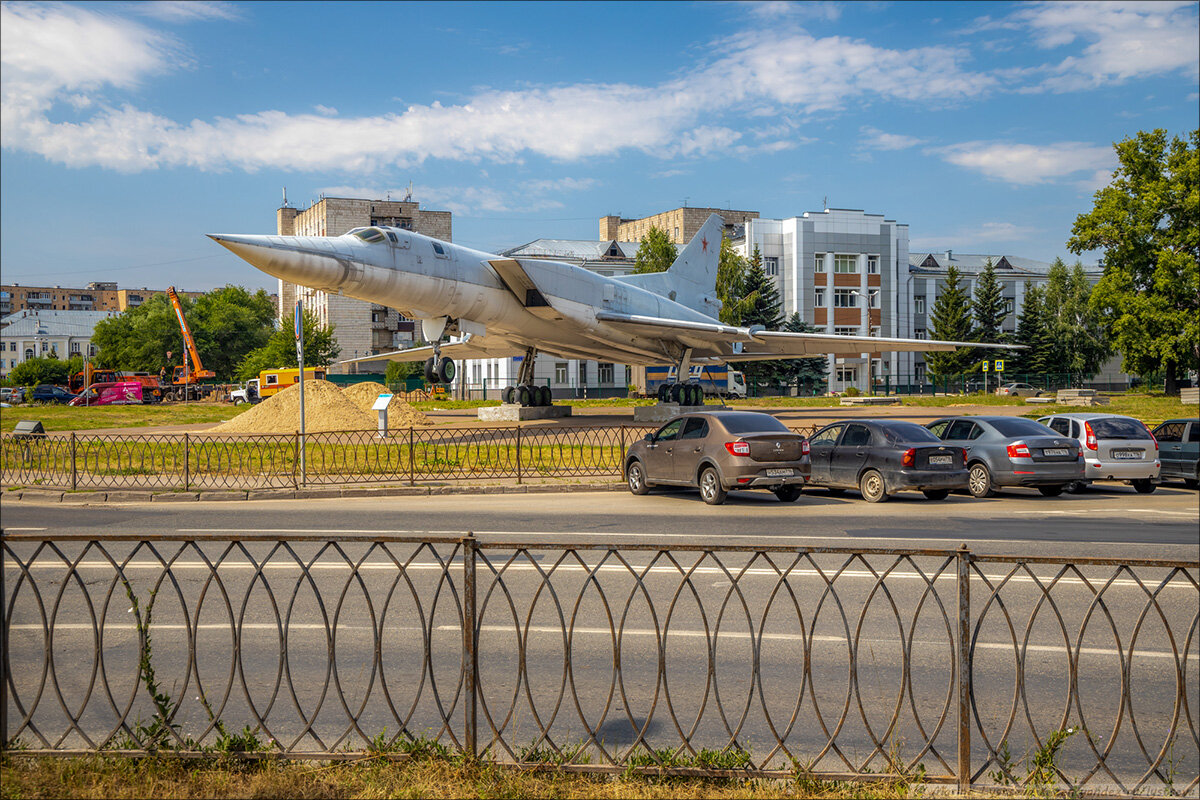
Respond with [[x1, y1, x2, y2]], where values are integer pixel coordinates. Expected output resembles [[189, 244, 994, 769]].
[[2, 533, 1195, 795], [1, 426, 823, 490]]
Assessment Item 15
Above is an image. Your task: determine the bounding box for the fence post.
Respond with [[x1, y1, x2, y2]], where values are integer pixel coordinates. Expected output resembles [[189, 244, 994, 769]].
[[70, 432, 77, 491], [293, 431, 300, 490], [462, 534, 478, 759], [1, 534, 8, 751], [183, 432, 190, 492], [619, 425, 627, 477], [408, 426, 415, 487], [516, 425, 522, 485], [956, 543, 972, 793]]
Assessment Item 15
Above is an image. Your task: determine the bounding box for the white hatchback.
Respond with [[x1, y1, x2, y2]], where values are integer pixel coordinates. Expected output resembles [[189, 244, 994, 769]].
[[1037, 413, 1161, 493]]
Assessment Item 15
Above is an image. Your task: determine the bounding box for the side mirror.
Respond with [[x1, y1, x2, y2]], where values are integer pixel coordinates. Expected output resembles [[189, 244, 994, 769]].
[[643, 433, 655, 443]]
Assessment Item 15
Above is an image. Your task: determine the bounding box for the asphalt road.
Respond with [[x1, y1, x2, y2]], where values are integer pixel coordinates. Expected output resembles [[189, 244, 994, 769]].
[[3, 487, 1197, 788]]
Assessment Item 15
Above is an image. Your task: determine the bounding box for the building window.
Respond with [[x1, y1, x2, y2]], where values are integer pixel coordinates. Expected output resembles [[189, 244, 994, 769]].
[[834, 326, 859, 336], [554, 362, 568, 384], [869, 326, 881, 337], [914, 296, 925, 314], [834, 289, 858, 308], [834, 254, 858, 273], [867, 255, 879, 274], [815, 253, 826, 272], [1004, 300, 1014, 314], [578, 362, 587, 385], [914, 328, 927, 340], [814, 289, 826, 307], [763, 256, 778, 276], [24, 349, 33, 360], [836, 366, 858, 383], [598, 362, 614, 385]]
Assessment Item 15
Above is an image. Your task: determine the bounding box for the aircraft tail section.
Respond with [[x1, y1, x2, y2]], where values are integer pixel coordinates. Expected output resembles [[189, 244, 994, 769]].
[[616, 213, 725, 318]]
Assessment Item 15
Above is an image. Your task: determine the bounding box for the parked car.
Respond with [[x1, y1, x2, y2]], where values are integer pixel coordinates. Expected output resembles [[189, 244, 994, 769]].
[[1036, 413, 1161, 493], [806, 419, 968, 503], [624, 411, 810, 505], [926, 415, 1084, 497], [996, 382, 1043, 397], [27, 384, 77, 404], [68, 381, 146, 406], [1151, 417, 1199, 489], [0, 387, 14, 402]]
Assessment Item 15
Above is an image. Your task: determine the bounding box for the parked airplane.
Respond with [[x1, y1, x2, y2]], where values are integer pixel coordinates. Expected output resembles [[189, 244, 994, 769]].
[[210, 214, 1012, 406]]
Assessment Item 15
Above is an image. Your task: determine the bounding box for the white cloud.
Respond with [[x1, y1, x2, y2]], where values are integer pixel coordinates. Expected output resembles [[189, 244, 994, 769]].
[[933, 141, 1115, 185], [997, 1, 1200, 91], [318, 176, 597, 216], [911, 221, 1036, 251], [859, 126, 927, 150], [131, 2, 241, 23]]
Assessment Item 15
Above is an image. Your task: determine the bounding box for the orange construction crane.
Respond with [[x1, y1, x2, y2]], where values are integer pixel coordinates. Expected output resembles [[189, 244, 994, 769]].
[[166, 287, 216, 384]]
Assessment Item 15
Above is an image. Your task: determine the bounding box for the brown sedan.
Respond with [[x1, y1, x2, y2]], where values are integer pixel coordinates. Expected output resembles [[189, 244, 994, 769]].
[[625, 411, 811, 505]]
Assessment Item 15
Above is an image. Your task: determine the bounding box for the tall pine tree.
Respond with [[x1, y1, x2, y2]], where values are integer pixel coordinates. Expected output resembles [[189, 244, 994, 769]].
[[971, 258, 1005, 364], [732, 252, 784, 386], [781, 313, 829, 394], [1011, 285, 1049, 376], [925, 266, 976, 378]]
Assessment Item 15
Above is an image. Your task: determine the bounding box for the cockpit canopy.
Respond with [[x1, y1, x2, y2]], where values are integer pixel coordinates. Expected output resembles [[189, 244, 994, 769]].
[[348, 227, 393, 243]]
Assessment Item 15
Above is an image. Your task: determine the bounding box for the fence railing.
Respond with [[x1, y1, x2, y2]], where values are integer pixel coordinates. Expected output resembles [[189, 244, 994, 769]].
[[3, 426, 824, 490], [2, 533, 1195, 795]]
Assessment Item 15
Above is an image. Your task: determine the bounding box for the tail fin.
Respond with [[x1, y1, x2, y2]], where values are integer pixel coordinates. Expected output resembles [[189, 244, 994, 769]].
[[615, 213, 725, 318]]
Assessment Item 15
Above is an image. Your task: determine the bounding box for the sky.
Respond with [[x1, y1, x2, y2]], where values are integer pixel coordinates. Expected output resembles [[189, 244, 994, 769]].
[[1, 0, 1197, 293]]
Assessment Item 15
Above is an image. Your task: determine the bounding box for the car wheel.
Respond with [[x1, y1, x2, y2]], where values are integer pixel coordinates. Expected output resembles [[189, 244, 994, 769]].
[[774, 485, 802, 503], [626, 461, 650, 495], [1038, 484, 1066, 497], [859, 469, 889, 503], [967, 463, 995, 498], [699, 467, 727, 505], [922, 489, 950, 501], [1131, 479, 1156, 494], [1065, 480, 1088, 494], [233, 398, 244, 406], [1185, 477, 1199, 490]]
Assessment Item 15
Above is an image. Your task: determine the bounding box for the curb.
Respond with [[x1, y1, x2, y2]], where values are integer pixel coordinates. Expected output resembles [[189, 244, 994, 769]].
[[3, 481, 628, 504]]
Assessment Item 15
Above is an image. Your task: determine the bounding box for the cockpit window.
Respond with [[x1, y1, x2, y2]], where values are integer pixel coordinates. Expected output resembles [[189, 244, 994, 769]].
[[352, 227, 386, 243], [432, 242, 447, 256], [386, 231, 398, 243]]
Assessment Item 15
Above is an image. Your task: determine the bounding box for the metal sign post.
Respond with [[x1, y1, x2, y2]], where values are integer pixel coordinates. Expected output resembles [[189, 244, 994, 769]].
[[295, 302, 306, 485], [982, 359, 989, 395]]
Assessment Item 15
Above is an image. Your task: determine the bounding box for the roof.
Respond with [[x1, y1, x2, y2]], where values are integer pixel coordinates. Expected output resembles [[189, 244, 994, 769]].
[[501, 239, 639, 260], [909, 252, 1100, 276], [0, 309, 118, 337]]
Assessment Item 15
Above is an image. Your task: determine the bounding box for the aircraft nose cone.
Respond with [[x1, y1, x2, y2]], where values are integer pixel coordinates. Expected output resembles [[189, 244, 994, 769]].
[[208, 233, 352, 290]]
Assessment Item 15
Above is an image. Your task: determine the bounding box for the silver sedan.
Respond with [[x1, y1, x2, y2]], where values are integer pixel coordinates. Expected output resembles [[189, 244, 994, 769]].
[[927, 415, 1084, 497]]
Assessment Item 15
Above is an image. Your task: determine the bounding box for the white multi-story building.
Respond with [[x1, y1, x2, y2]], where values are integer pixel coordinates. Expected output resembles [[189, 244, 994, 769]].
[[0, 309, 118, 377]]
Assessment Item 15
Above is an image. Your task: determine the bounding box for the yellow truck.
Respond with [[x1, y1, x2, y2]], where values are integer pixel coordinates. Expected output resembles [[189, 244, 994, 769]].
[[231, 367, 327, 404]]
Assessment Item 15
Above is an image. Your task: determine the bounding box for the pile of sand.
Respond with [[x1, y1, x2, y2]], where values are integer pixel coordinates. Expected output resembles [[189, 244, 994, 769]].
[[341, 381, 433, 427], [211, 380, 376, 433]]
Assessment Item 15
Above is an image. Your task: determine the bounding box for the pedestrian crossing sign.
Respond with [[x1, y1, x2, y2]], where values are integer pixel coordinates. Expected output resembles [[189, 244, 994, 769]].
[[995, 360, 1005, 372]]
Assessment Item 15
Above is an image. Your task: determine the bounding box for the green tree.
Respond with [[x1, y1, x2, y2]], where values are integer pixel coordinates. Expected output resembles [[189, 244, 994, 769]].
[[1040, 258, 1109, 379], [385, 359, 419, 385], [9, 354, 72, 387], [90, 293, 184, 373], [188, 286, 276, 379], [780, 313, 829, 393], [971, 258, 1005, 363], [631, 225, 677, 274], [1068, 128, 1199, 394], [1010, 285, 1050, 375], [235, 309, 340, 380], [716, 238, 750, 325], [732, 253, 785, 385], [925, 266, 976, 378]]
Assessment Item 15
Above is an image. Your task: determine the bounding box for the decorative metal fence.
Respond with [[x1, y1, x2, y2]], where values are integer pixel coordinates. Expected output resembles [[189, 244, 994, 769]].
[[2, 533, 1195, 795]]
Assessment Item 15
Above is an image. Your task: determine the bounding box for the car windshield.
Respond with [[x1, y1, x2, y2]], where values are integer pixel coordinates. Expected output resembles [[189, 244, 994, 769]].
[[1090, 417, 1151, 439], [882, 421, 942, 444], [719, 413, 790, 434], [990, 418, 1056, 437]]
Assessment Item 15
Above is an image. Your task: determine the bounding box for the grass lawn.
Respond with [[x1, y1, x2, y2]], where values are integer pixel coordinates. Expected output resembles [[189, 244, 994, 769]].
[[0, 403, 244, 433]]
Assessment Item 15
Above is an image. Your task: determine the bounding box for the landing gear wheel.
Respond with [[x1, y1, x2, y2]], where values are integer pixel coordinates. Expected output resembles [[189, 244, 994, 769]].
[[669, 383, 684, 404], [502, 386, 515, 404], [688, 384, 703, 406], [859, 469, 889, 503], [657, 384, 670, 402], [1065, 480, 1088, 494], [1038, 484, 1066, 497], [516, 385, 532, 407], [1131, 479, 1156, 494], [699, 467, 727, 505], [424, 357, 437, 383], [536, 385, 552, 406], [774, 485, 802, 502], [626, 461, 650, 495], [967, 464, 995, 498], [922, 489, 950, 501], [436, 357, 456, 384]]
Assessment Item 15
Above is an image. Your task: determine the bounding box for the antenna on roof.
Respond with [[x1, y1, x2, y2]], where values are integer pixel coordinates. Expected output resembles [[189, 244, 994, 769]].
[[823, 195, 828, 211], [281, 187, 290, 208], [404, 181, 413, 202]]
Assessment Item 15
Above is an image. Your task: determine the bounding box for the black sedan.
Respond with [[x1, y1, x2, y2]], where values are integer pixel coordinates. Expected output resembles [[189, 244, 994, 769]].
[[807, 419, 968, 502], [27, 384, 77, 404]]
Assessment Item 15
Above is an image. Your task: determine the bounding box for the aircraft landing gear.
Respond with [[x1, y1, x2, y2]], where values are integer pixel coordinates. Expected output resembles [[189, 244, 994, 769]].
[[424, 354, 455, 384], [501, 347, 551, 406], [657, 382, 704, 406]]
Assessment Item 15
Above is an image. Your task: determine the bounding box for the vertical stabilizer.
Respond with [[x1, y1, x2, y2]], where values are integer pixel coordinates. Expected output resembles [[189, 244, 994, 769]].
[[667, 213, 724, 293]]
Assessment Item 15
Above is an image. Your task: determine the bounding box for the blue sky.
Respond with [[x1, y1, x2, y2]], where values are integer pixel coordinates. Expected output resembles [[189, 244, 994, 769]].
[[1, 0, 1197, 293]]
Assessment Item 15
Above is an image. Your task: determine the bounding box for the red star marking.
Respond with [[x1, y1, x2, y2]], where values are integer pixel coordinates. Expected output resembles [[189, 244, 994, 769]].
[[701, 236, 708, 253]]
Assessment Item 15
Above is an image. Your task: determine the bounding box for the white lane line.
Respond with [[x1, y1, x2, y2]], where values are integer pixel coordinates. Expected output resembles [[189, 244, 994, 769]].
[[3, 527, 48, 531], [9, 560, 1193, 590], [1010, 509, 1197, 518], [9, 622, 1181, 660]]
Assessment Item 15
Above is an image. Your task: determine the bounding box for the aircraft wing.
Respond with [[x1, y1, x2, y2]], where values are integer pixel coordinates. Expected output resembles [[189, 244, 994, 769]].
[[338, 334, 524, 366], [594, 311, 1020, 361]]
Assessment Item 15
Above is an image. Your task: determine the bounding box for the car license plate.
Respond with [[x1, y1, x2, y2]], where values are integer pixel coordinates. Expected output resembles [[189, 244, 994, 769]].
[[929, 455, 952, 465], [1042, 448, 1070, 457], [1113, 450, 1143, 460], [765, 468, 794, 478]]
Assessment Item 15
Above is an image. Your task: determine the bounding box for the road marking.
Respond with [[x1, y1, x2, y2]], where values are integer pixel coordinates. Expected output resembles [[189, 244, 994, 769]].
[[1010, 509, 1197, 518], [8, 623, 1183, 661], [3, 527, 47, 531], [9, 560, 1194, 590]]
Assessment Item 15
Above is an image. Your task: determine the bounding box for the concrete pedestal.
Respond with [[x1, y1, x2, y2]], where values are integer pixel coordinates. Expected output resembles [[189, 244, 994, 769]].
[[477, 404, 573, 422], [633, 403, 730, 423]]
